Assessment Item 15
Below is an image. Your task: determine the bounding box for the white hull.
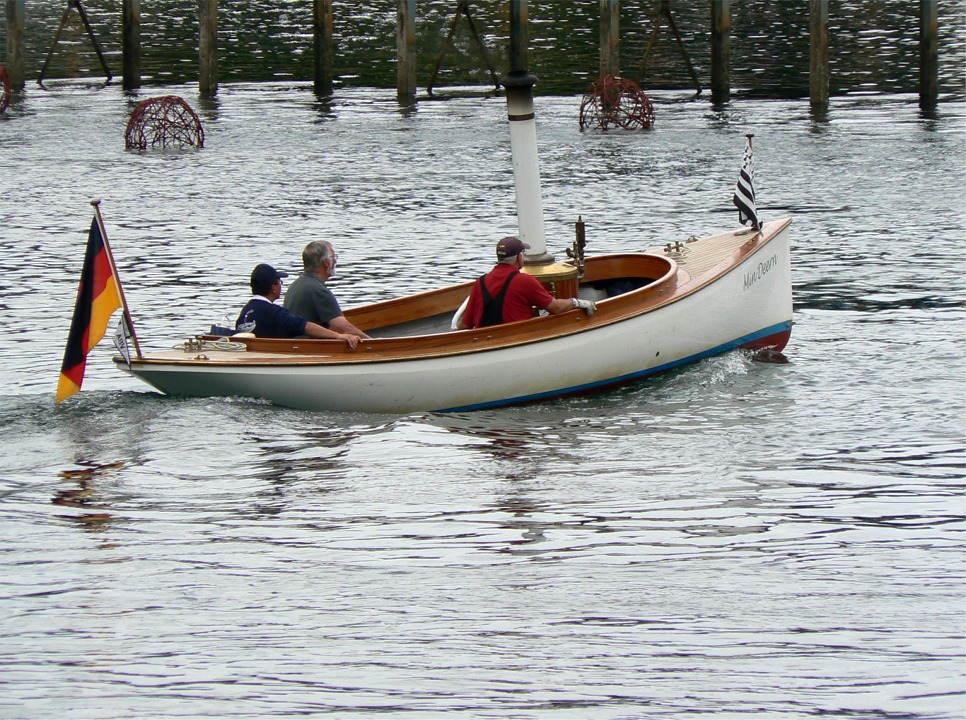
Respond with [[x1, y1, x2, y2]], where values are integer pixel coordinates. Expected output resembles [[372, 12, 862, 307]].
[[117, 221, 792, 413]]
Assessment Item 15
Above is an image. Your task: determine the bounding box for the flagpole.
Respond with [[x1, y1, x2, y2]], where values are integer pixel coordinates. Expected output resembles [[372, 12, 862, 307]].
[[90, 199, 142, 359]]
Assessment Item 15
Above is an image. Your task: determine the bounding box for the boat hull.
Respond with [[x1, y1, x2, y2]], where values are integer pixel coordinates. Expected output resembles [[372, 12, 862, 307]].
[[117, 220, 793, 413]]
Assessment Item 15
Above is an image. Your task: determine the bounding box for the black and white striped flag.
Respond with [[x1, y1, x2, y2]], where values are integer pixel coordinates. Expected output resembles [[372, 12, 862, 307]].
[[733, 136, 761, 231], [113, 315, 133, 367]]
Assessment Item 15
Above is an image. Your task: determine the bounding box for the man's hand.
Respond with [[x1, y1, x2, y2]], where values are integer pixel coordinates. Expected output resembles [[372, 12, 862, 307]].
[[573, 298, 597, 316], [339, 333, 359, 350]]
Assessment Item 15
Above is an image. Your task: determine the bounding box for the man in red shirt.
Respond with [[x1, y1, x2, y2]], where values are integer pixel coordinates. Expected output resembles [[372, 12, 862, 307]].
[[458, 236, 596, 329]]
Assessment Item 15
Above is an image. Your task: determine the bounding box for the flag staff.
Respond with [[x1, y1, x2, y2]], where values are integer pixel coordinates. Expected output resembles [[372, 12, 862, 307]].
[[90, 199, 142, 358], [746, 133, 756, 230]]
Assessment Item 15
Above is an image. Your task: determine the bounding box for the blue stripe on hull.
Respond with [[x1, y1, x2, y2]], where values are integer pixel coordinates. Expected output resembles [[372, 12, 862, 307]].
[[438, 320, 793, 413]]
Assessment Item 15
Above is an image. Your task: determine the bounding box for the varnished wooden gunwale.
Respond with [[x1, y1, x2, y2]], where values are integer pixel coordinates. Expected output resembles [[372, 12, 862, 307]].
[[343, 280, 475, 330], [207, 254, 675, 362], [157, 220, 789, 368]]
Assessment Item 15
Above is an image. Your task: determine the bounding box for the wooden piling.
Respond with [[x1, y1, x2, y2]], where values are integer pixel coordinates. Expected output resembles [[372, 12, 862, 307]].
[[919, 0, 939, 110], [642, 1, 702, 95], [710, 0, 730, 104], [122, 0, 140, 90], [38, 2, 73, 85], [396, 0, 416, 100], [427, 0, 499, 96], [75, 1, 113, 81], [198, 0, 218, 95], [313, 0, 333, 95], [599, 0, 620, 78], [39, 0, 113, 85], [809, 0, 828, 109], [508, 0, 528, 73], [5, 0, 25, 90]]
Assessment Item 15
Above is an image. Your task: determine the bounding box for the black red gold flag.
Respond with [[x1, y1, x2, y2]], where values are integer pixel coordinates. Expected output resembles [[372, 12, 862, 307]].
[[56, 216, 121, 403]]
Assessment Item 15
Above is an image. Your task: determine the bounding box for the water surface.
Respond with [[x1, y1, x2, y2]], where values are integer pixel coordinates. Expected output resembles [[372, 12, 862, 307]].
[[0, 82, 964, 718]]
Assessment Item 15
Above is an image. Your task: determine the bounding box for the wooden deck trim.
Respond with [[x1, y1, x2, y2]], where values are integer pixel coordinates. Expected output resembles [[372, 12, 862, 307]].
[[344, 280, 475, 330], [211, 254, 677, 362], [161, 220, 791, 368]]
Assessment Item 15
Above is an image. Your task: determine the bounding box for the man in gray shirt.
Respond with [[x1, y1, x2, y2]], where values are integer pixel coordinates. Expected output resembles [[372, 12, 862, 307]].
[[283, 240, 370, 341]]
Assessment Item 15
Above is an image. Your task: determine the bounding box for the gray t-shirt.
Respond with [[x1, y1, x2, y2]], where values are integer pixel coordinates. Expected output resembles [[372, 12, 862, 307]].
[[283, 273, 343, 327]]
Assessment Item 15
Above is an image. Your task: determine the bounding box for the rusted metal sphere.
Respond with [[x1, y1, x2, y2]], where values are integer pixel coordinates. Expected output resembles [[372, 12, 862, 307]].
[[125, 95, 205, 150], [579, 75, 655, 131]]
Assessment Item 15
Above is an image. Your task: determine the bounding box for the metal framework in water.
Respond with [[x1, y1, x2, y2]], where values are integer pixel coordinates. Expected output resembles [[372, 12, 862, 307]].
[[578, 75, 654, 131], [124, 96, 205, 150]]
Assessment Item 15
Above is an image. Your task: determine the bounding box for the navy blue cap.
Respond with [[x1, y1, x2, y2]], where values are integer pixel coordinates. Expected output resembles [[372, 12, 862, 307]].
[[250, 264, 289, 293]]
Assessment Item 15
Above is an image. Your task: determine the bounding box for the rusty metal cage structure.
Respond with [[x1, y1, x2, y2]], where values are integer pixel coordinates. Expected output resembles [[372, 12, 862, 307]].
[[578, 75, 655, 131], [125, 95, 205, 150]]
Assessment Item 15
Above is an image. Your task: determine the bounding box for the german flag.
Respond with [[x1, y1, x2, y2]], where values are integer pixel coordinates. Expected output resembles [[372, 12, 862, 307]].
[[56, 216, 122, 403]]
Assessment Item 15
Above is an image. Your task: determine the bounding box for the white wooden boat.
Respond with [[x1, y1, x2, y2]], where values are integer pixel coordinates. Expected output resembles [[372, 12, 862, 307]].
[[114, 218, 792, 413]]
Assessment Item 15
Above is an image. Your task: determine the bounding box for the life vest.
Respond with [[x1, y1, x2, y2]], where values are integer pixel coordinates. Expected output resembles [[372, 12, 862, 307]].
[[477, 270, 519, 328]]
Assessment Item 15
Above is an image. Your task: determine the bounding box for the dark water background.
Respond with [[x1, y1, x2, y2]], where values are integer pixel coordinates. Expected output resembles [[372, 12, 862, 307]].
[[3, 0, 965, 97], [1, 3, 964, 719]]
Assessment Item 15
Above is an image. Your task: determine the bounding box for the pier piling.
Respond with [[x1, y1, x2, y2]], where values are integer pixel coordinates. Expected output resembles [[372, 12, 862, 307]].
[[198, 0, 218, 95], [122, 0, 140, 90], [508, 0, 528, 73], [313, 0, 333, 95], [809, 0, 829, 109], [3, 3, 952, 109], [599, 0, 620, 78], [710, 0, 730, 104], [4, 0, 25, 90], [642, 1, 702, 95], [427, 0, 499, 96], [396, 0, 416, 100], [919, 0, 939, 110], [38, 0, 113, 85]]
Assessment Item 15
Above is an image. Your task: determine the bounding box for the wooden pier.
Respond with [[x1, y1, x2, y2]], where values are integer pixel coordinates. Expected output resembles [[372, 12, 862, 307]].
[[3, 0, 947, 110]]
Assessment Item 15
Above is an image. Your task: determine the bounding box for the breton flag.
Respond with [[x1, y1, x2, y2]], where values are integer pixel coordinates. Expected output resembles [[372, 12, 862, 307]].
[[733, 135, 761, 231], [113, 315, 134, 368], [56, 213, 123, 402]]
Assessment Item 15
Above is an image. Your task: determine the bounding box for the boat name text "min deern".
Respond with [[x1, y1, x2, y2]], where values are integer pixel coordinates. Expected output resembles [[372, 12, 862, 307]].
[[743, 254, 779, 291]]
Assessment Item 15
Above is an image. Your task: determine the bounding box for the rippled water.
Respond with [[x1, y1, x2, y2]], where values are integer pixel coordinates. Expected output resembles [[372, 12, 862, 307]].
[[0, 82, 964, 718]]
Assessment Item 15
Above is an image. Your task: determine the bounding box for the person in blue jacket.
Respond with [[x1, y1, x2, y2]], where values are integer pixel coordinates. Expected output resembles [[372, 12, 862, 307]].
[[236, 264, 359, 349]]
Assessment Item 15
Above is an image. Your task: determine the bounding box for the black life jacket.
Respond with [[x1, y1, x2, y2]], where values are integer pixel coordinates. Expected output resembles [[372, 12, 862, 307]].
[[477, 270, 519, 328]]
